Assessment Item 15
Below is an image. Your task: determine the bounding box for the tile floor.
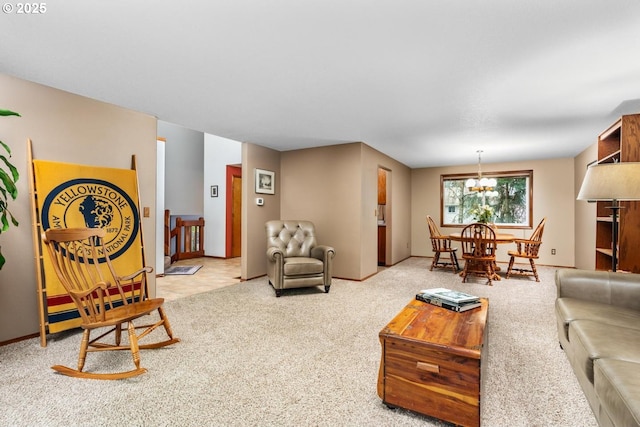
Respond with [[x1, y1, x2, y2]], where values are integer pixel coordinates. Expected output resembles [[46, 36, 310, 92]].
[[156, 257, 241, 301]]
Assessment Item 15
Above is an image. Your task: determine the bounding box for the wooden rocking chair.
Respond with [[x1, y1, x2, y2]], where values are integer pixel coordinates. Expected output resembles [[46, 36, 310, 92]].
[[42, 227, 180, 380], [506, 217, 547, 282]]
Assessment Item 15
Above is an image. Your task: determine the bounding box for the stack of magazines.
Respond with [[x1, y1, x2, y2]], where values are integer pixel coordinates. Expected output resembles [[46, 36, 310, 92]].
[[416, 288, 482, 312]]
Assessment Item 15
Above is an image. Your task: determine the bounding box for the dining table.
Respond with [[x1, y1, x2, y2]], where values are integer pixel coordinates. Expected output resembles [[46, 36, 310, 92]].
[[448, 232, 516, 244], [448, 231, 516, 280]]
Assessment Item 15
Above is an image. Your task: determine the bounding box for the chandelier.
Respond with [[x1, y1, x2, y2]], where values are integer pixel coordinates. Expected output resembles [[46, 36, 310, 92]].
[[465, 150, 497, 194]]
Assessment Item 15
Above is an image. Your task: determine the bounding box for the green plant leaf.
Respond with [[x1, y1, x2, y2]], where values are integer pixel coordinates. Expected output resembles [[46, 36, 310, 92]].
[[0, 248, 5, 270], [1, 211, 8, 232], [0, 169, 18, 199], [1, 140, 12, 156], [0, 155, 19, 182], [0, 110, 20, 117]]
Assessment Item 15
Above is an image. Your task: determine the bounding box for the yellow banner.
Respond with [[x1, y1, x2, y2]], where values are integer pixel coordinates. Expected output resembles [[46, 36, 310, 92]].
[[33, 160, 143, 333]]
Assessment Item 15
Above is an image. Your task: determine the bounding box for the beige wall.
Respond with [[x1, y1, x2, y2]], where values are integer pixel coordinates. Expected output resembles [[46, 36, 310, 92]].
[[411, 157, 576, 268], [361, 144, 412, 273], [280, 143, 363, 279], [277, 142, 412, 280], [574, 143, 598, 270], [0, 73, 157, 343], [242, 143, 281, 280]]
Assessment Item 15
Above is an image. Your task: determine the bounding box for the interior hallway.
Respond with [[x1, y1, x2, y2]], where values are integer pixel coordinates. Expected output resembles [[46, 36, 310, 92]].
[[156, 257, 241, 301]]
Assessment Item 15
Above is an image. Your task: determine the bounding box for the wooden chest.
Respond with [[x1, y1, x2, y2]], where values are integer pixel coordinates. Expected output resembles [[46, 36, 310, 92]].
[[377, 298, 489, 427]]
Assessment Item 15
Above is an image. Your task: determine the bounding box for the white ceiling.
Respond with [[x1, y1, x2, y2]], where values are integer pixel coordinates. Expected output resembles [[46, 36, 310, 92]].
[[2, 1, 640, 167]]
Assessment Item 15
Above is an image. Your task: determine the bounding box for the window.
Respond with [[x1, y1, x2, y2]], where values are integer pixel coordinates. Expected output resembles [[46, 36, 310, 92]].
[[441, 170, 532, 228]]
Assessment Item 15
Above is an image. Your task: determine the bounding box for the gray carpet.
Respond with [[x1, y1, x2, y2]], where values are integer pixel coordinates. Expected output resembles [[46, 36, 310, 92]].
[[0, 258, 597, 427]]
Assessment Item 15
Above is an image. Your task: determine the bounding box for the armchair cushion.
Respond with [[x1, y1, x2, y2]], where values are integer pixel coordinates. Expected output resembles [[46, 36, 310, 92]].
[[284, 257, 324, 276]]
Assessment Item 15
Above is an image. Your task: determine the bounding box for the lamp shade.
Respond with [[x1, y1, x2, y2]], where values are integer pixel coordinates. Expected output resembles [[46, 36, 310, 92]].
[[577, 162, 640, 201]]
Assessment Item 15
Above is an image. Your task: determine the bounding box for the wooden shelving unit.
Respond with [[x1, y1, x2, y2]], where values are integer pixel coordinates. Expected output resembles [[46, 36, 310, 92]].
[[593, 113, 640, 272]]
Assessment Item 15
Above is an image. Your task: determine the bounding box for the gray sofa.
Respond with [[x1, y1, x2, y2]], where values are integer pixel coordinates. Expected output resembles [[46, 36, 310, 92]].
[[555, 268, 640, 427]]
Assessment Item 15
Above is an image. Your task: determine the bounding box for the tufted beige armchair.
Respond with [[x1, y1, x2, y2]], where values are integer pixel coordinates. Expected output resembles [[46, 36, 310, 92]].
[[265, 220, 336, 297]]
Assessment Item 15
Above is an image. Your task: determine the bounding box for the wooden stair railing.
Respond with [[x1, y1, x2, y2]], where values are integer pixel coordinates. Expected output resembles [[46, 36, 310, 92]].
[[165, 210, 205, 263]]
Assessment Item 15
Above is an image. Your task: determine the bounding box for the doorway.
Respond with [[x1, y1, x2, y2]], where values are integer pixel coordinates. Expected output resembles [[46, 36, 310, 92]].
[[378, 167, 391, 266], [226, 165, 242, 258]]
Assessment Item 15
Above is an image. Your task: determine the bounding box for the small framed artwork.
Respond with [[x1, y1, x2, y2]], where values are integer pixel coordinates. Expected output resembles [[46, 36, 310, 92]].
[[210, 185, 218, 198], [255, 168, 275, 195]]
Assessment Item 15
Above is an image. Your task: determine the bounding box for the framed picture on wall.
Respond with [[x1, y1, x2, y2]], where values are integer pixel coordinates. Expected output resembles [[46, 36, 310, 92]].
[[255, 169, 275, 194]]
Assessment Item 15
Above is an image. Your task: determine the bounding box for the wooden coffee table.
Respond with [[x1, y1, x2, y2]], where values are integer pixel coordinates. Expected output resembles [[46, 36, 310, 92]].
[[377, 297, 489, 427]]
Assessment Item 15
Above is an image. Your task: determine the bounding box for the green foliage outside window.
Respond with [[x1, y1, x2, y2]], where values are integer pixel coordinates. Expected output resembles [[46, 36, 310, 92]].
[[441, 171, 532, 228]]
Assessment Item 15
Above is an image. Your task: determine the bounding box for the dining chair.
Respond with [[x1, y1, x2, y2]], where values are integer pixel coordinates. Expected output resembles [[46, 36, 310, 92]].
[[506, 217, 547, 281], [460, 222, 497, 285], [42, 227, 180, 379], [426, 215, 460, 272]]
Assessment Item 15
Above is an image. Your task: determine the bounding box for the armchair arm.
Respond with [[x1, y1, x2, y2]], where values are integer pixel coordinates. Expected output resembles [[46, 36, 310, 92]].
[[311, 245, 336, 287], [430, 236, 454, 250], [71, 281, 109, 299], [513, 238, 541, 255], [267, 246, 285, 262], [118, 266, 154, 282], [311, 245, 336, 261], [556, 268, 640, 310]]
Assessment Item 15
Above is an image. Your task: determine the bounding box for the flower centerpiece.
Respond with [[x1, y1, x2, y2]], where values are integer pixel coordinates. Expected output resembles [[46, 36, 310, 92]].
[[470, 204, 494, 224]]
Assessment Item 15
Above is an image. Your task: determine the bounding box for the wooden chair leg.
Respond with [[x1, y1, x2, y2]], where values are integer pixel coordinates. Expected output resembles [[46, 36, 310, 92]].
[[485, 262, 493, 286], [77, 329, 90, 372], [115, 324, 122, 346], [158, 306, 176, 339], [506, 256, 515, 278], [128, 322, 142, 370], [431, 252, 440, 271], [452, 252, 460, 272], [461, 262, 469, 282], [530, 259, 539, 282]]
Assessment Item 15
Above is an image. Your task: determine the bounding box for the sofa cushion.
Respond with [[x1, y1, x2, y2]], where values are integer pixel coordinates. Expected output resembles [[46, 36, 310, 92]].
[[283, 257, 324, 276], [594, 359, 640, 427], [569, 320, 640, 383], [556, 298, 640, 342]]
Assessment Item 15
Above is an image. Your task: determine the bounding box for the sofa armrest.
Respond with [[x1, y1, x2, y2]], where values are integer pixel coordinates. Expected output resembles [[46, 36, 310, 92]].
[[556, 268, 640, 310]]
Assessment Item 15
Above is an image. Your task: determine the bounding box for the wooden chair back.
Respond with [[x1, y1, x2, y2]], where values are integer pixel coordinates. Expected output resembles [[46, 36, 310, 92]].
[[460, 223, 497, 259], [42, 227, 146, 325], [427, 215, 450, 251], [526, 217, 546, 257]]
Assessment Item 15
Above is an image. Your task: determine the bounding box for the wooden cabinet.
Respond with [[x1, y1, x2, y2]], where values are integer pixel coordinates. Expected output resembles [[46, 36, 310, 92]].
[[594, 114, 640, 272], [378, 226, 386, 266], [378, 168, 387, 205]]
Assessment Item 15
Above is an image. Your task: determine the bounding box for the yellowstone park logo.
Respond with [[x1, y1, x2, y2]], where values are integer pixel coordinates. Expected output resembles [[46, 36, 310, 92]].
[[41, 178, 140, 261]]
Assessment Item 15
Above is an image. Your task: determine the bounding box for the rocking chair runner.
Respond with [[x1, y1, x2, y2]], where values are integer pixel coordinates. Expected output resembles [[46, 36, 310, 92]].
[[42, 227, 180, 380]]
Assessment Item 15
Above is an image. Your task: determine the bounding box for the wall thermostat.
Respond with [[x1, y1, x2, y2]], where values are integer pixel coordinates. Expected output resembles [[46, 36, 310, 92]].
[[256, 197, 264, 206]]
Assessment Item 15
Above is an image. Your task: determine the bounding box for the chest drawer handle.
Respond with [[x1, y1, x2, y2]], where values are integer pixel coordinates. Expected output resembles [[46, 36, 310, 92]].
[[416, 361, 440, 373]]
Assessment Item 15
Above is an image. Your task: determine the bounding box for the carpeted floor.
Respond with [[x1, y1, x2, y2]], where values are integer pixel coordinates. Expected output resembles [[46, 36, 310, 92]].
[[0, 258, 597, 426]]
